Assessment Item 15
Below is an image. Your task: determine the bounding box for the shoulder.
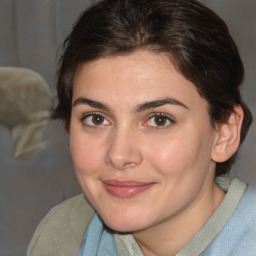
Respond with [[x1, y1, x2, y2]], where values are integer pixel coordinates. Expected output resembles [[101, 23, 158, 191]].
[[240, 183, 256, 215], [27, 194, 95, 256]]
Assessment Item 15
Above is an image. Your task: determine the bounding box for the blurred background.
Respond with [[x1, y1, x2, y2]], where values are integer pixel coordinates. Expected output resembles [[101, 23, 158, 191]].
[[0, 0, 255, 255]]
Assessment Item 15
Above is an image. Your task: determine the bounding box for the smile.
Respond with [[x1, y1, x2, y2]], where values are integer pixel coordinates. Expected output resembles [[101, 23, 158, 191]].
[[102, 180, 156, 199]]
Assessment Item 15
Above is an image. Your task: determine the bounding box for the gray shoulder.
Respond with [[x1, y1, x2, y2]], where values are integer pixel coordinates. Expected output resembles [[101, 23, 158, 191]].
[[27, 194, 94, 256]]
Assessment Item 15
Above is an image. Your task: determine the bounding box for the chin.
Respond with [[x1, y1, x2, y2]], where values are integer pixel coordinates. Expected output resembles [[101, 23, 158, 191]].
[[100, 211, 151, 233], [105, 221, 143, 233]]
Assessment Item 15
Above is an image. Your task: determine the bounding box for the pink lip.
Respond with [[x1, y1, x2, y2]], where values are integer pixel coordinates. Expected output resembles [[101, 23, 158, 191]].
[[102, 180, 155, 198]]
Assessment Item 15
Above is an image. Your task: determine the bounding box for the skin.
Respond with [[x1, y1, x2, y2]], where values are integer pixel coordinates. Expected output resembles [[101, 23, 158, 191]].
[[70, 50, 225, 255]]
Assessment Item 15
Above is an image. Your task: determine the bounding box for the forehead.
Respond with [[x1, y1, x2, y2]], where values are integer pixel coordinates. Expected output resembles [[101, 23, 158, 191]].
[[75, 51, 174, 83], [72, 50, 207, 110]]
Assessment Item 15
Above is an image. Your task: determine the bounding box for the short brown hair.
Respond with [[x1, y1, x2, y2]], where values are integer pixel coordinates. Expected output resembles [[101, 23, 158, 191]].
[[52, 0, 252, 176]]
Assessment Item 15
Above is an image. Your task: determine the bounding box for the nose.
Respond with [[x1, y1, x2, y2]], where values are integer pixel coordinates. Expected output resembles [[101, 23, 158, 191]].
[[105, 127, 143, 170]]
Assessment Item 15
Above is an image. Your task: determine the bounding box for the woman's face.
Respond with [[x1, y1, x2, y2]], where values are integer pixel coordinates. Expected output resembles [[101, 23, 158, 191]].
[[70, 51, 219, 232]]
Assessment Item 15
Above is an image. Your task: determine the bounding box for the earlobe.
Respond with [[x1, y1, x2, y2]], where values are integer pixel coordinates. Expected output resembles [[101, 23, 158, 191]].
[[211, 105, 244, 163]]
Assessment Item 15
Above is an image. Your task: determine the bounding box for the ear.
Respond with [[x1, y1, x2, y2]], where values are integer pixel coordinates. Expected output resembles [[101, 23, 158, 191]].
[[211, 105, 244, 163]]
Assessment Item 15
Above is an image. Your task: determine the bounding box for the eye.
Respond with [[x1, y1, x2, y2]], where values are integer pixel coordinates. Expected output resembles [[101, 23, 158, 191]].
[[81, 113, 111, 127], [145, 113, 174, 128]]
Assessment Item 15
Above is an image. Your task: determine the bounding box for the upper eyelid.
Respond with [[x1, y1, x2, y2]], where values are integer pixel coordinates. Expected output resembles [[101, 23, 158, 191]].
[[79, 111, 175, 124], [79, 109, 116, 123], [80, 112, 109, 124], [80, 112, 111, 127], [142, 113, 175, 129], [81, 111, 108, 119], [147, 112, 175, 121]]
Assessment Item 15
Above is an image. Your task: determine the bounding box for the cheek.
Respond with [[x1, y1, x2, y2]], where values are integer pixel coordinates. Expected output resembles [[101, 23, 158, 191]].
[[70, 135, 103, 176], [149, 135, 188, 160], [146, 133, 209, 177]]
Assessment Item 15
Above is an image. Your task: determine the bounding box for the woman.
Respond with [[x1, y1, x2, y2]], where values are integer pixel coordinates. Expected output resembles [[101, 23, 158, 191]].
[[28, 0, 255, 255]]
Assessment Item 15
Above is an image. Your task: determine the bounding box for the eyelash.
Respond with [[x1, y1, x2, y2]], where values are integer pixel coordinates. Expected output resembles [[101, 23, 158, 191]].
[[80, 112, 111, 128], [80, 112, 175, 129], [145, 113, 175, 129]]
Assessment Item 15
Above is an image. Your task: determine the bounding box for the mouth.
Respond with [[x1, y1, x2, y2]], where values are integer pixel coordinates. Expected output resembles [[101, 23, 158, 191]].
[[101, 179, 156, 199]]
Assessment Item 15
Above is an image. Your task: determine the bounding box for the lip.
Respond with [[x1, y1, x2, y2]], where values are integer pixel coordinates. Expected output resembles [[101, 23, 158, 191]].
[[102, 179, 156, 198]]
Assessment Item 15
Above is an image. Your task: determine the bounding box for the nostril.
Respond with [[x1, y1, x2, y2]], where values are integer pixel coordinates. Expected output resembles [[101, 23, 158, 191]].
[[105, 152, 142, 170], [123, 162, 137, 168], [105, 156, 136, 170], [105, 130, 143, 170]]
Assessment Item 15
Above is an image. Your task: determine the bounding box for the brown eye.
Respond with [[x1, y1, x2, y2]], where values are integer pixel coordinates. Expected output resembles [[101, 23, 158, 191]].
[[82, 113, 110, 127], [146, 113, 174, 128], [154, 116, 167, 126], [92, 114, 104, 125]]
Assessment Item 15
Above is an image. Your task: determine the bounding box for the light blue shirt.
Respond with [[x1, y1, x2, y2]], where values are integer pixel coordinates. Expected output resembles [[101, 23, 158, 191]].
[[78, 178, 256, 256]]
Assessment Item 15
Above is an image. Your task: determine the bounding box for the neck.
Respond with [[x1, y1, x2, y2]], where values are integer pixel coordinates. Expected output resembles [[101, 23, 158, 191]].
[[133, 179, 225, 256]]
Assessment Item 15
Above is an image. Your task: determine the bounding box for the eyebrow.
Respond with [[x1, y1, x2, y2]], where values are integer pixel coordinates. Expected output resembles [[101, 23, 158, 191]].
[[72, 97, 188, 112], [136, 98, 189, 112], [72, 97, 112, 111]]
